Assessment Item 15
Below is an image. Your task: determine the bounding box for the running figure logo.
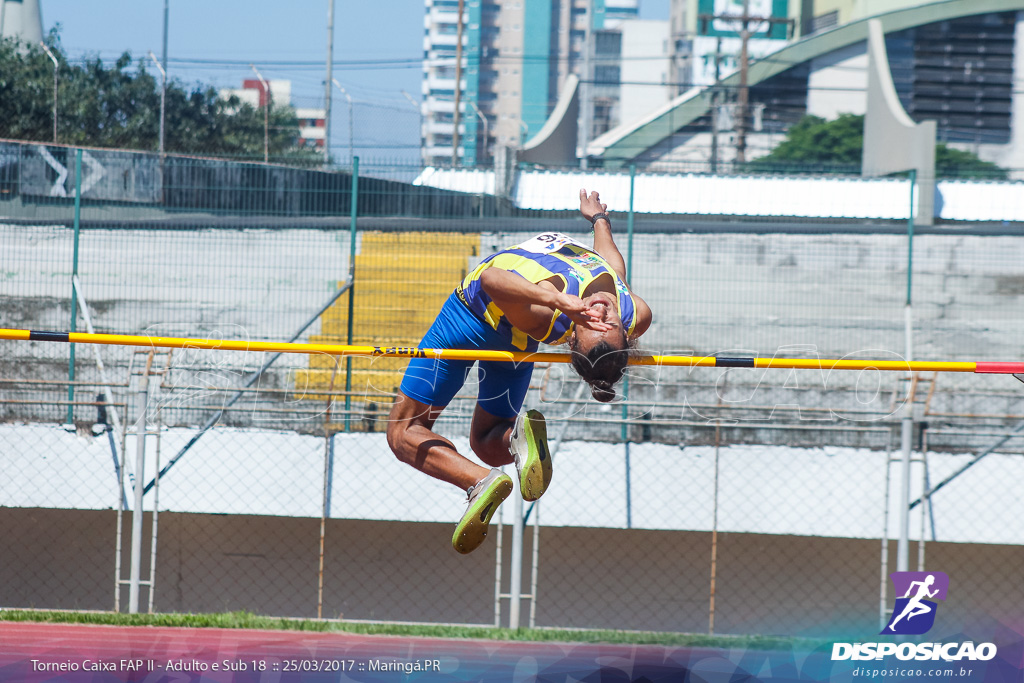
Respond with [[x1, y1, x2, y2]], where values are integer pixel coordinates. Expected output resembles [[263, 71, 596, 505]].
[[882, 571, 949, 635]]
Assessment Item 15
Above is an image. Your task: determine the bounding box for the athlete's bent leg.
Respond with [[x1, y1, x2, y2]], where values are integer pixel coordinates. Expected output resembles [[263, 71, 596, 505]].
[[387, 390, 490, 491]]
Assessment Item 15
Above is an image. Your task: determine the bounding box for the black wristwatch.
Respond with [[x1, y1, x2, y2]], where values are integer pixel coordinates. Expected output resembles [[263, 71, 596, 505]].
[[590, 212, 610, 226]]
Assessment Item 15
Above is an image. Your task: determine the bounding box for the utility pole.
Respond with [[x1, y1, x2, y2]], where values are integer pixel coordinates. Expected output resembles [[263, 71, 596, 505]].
[[324, 0, 335, 166], [710, 36, 723, 174], [733, 0, 752, 164], [160, 0, 168, 154], [698, 1, 793, 166], [451, 0, 465, 167]]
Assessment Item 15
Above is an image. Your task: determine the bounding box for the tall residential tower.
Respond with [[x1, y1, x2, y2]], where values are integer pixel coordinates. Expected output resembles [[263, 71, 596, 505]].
[[421, 0, 639, 167]]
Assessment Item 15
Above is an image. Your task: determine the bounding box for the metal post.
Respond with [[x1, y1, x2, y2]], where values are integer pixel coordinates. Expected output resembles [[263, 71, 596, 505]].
[[66, 149, 82, 426], [622, 165, 636, 528], [344, 157, 359, 431], [73, 275, 126, 504], [148, 404, 161, 614], [148, 52, 166, 154], [528, 496, 540, 628], [880, 429, 893, 630], [324, 0, 335, 166], [493, 507, 503, 627], [710, 418, 721, 634], [129, 355, 153, 613], [250, 64, 270, 163], [897, 414, 912, 572], [40, 42, 58, 143], [509, 494, 523, 628], [897, 170, 916, 573], [318, 431, 334, 619]]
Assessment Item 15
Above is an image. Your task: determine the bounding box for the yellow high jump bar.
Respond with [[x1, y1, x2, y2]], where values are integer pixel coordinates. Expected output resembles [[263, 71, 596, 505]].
[[2, 327, 1022, 375]]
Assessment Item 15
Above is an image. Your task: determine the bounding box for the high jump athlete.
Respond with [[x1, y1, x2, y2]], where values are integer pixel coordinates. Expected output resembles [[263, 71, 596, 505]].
[[386, 189, 653, 553]]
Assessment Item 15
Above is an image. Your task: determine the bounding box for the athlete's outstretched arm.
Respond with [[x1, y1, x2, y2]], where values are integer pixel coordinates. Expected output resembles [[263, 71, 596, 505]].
[[579, 188, 627, 280], [579, 188, 653, 339]]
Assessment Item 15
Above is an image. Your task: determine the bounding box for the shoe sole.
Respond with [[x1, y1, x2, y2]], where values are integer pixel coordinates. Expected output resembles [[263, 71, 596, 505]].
[[451, 474, 513, 554], [517, 409, 551, 502]]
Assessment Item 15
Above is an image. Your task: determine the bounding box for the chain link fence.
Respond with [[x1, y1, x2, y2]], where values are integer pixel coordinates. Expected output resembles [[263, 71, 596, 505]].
[[2, 139, 1023, 637]]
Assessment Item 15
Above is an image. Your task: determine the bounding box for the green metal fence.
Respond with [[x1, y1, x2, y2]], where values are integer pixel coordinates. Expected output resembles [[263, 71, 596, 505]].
[[2, 140, 1024, 636]]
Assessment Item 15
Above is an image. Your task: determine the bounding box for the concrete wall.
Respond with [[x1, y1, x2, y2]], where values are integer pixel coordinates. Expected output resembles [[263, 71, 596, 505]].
[[1, 508, 1020, 637]]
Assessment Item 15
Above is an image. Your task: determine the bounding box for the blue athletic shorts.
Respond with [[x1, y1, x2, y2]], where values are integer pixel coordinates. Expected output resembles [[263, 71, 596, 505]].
[[398, 292, 534, 419]]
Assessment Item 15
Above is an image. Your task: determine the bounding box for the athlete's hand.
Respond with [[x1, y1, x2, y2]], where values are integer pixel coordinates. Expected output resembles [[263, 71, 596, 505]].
[[553, 292, 613, 332], [579, 188, 609, 225]]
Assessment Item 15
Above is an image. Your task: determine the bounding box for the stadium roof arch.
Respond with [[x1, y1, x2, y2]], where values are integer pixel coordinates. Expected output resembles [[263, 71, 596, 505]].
[[587, 0, 1024, 168]]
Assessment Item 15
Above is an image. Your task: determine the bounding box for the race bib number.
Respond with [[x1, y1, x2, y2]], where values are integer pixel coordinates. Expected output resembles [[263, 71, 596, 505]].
[[515, 232, 589, 254]]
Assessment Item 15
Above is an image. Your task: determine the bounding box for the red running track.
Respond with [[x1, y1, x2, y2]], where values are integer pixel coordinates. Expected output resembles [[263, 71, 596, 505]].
[[0, 620, 726, 682]]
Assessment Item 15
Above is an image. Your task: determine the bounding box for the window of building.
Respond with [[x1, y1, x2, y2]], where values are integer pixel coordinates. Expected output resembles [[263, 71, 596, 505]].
[[594, 65, 620, 85], [595, 31, 621, 56], [810, 10, 838, 33]]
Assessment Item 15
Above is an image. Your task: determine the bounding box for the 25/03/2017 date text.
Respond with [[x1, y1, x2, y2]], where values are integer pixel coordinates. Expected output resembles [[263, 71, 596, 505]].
[[280, 659, 443, 673]]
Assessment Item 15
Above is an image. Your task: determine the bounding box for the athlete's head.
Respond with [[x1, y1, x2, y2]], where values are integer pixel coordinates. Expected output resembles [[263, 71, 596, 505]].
[[568, 291, 631, 403]]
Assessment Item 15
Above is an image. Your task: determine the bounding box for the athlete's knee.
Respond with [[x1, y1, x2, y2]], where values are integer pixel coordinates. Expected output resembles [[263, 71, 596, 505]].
[[469, 418, 514, 465], [385, 415, 409, 458]]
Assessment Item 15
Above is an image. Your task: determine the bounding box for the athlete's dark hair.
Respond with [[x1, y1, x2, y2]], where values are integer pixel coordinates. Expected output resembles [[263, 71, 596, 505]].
[[569, 331, 631, 403]]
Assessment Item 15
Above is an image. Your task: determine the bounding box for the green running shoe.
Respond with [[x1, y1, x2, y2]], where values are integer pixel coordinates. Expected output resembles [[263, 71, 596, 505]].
[[452, 468, 512, 554], [510, 409, 552, 502]]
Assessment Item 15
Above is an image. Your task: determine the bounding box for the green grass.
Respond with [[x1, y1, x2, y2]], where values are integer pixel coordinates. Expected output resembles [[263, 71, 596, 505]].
[[0, 609, 821, 650]]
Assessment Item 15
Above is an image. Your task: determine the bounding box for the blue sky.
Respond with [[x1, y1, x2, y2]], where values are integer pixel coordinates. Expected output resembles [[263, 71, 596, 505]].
[[42, 0, 669, 163]]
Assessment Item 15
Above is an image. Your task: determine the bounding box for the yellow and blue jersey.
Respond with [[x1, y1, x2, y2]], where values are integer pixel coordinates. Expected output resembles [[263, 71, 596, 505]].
[[455, 232, 637, 351]]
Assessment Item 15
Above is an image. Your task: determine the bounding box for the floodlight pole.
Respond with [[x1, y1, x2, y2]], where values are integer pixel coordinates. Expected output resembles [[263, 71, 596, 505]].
[[324, 0, 335, 166], [332, 79, 354, 165], [401, 90, 424, 167], [466, 100, 487, 165], [250, 64, 270, 163], [148, 51, 166, 154], [39, 41, 59, 143]]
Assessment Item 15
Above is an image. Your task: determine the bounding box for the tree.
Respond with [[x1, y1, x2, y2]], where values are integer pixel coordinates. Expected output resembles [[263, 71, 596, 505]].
[[0, 32, 318, 164], [749, 114, 1006, 179]]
